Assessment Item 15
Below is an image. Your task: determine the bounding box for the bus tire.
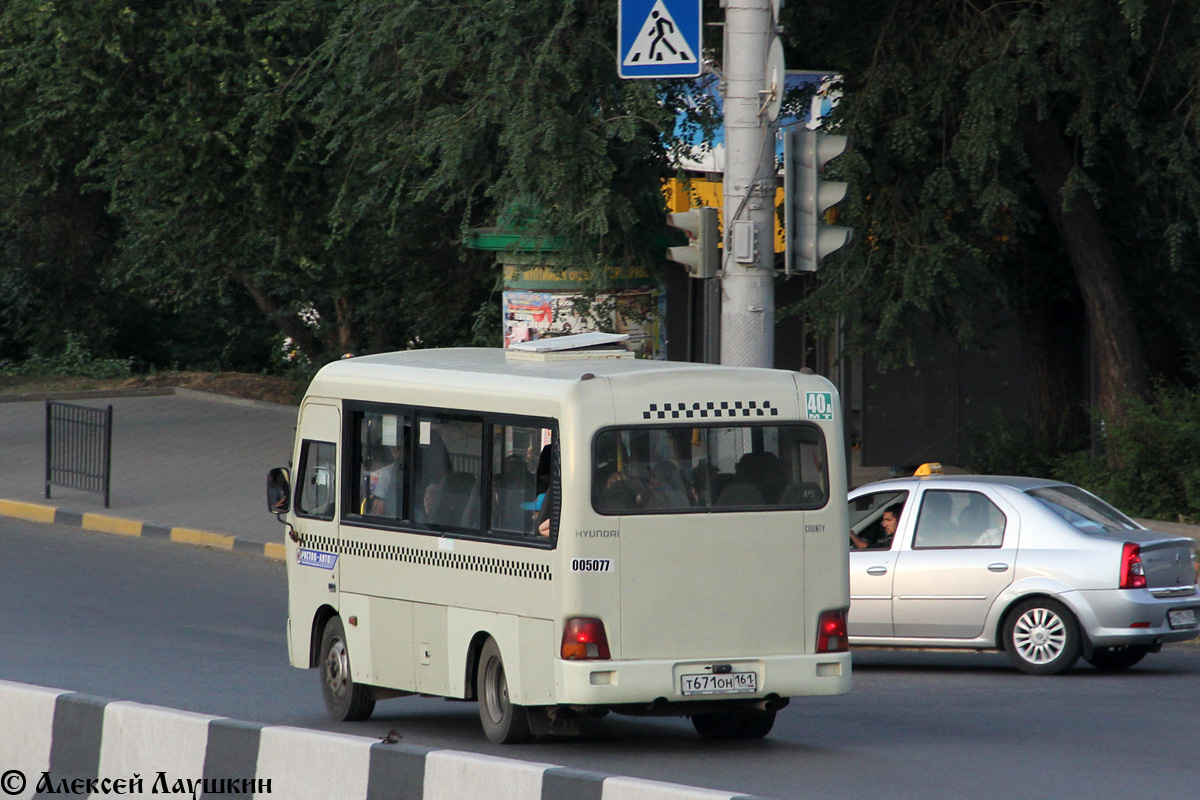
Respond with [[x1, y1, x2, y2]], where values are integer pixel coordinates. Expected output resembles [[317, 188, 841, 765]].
[[692, 709, 776, 740], [476, 637, 531, 744], [737, 708, 777, 739], [319, 616, 376, 721]]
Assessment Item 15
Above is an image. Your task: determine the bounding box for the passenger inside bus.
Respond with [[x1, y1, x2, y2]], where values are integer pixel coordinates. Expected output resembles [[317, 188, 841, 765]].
[[425, 472, 478, 527], [493, 454, 534, 532], [595, 467, 639, 512], [366, 443, 404, 517], [642, 460, 690, 509], [532, 444, 555, 536]]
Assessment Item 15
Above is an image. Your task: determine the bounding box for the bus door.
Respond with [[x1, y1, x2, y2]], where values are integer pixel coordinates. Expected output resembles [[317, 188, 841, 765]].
[[291, 402, 343, 606]]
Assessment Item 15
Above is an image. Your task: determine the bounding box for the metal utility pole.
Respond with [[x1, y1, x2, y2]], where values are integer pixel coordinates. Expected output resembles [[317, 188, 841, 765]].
[[720, 0, 776, 368]]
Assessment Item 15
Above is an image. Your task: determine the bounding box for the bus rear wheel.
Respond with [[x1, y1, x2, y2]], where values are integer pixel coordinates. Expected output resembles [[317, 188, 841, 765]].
[[319, 616, 376, 721], [692, 708, 776, 740], [476, 638, 531, 744]]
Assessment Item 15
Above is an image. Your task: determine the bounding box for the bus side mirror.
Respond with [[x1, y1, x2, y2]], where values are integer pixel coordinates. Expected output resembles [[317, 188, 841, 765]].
[[268, 467, 292, 514]]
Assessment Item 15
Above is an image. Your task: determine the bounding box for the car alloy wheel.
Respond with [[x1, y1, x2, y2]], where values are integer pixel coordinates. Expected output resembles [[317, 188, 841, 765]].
[[1004, 598, 1081, 675]]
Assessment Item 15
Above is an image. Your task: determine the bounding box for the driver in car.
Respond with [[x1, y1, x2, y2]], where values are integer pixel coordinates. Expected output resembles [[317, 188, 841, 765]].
[[851, 502, 902, 549]]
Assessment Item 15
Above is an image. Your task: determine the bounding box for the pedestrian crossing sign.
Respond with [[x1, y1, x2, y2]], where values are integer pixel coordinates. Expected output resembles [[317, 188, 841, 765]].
[[619, 0, 702, 79]]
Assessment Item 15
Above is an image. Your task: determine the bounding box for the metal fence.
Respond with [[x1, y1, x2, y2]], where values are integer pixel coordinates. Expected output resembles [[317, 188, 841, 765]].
[[45, 401, 113, 508]]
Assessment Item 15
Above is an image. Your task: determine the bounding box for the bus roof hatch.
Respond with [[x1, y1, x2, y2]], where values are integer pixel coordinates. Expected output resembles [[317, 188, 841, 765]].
[[506, 332, 633, 361]]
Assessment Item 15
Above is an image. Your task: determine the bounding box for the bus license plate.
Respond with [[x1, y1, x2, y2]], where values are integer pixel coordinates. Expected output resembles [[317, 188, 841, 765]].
[[1168, 608, 1198, 629], [680, 671, 758, 696]]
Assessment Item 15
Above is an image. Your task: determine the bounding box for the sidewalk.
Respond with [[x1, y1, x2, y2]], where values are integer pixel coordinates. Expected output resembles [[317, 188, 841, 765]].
[[0, 389, 296, 557], [1, 388, 1196, 560]]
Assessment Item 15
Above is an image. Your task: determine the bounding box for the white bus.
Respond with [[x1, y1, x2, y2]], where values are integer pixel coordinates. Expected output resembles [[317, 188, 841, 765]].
[[268, 335, 851, 743]]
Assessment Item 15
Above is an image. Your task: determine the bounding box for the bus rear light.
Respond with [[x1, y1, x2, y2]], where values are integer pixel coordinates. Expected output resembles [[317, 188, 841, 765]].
[[1120, 543, 1147, 589], [561, 617, 611, 660], [816, 610, 848, 653]]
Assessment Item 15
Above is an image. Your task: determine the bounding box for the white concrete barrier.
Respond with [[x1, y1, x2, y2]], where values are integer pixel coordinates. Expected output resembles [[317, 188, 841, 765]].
[[0, 681, 58, 800], [0, 679, 766, 800]]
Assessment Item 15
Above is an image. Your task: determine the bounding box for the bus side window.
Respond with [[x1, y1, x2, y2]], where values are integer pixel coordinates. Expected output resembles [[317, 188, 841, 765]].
[[352, 411, 409, 520], [297, 440, 336, 519], [490, 424, 550, 536], [418, 416, 483, 530]]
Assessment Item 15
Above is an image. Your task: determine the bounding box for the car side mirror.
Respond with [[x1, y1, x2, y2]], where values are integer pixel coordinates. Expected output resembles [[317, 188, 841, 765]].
[[268, 467, 292, 515]]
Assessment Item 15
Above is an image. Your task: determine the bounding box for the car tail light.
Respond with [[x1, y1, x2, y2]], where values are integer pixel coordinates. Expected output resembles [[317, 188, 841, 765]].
[[816, 610, 848, 653], [1120, 542, 1147, 589], [561, 617, 611, 660]]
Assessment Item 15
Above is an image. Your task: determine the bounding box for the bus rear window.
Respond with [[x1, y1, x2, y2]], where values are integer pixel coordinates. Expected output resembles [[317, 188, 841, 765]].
[[592, 424, 828, 514]]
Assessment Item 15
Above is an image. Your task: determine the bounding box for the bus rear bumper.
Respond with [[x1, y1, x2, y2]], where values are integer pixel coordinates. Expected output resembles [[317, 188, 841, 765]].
[[550, 651, 851, 708]]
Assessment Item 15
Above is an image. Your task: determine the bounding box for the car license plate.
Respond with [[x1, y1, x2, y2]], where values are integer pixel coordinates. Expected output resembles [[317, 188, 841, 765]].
[[1168, 608, 1198, 629], [680, 671, 758, 696]]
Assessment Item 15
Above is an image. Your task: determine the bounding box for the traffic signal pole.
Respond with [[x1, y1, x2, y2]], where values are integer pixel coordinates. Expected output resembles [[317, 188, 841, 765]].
[[720, 0, 776, 368]]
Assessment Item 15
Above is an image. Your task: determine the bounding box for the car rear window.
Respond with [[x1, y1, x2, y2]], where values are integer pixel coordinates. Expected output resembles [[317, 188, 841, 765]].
[[1027, 485, 1139, 533]]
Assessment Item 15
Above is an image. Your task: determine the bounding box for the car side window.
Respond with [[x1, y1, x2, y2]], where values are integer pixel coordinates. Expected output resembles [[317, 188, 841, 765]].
[[913, 490, 1006, 548], [848, 490, 909, 550], [297, 440, 336, 519]]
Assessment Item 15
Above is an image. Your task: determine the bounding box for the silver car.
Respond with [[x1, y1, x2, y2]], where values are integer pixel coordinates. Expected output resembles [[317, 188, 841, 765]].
[[847, 474, 1200, 674]]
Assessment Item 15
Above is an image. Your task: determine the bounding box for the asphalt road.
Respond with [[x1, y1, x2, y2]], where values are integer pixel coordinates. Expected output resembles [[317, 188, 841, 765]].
[[4, 518, 1200, 800]]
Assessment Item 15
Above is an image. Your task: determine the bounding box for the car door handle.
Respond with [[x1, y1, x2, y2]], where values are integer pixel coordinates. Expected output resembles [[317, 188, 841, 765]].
[[866, 566, 888, 576], [987, 563, 1010, 573]]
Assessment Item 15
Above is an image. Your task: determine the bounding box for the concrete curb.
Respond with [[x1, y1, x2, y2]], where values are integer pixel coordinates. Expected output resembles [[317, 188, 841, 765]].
[[0, 499, 285, 562], [0, 679, 765, 800]]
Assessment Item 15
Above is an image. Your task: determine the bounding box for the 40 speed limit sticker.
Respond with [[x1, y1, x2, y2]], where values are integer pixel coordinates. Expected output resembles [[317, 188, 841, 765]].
[[571, 558, 614, 573]]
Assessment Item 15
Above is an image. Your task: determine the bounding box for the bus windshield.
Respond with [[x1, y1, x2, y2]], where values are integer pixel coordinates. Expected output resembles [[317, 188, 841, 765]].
[[592, 423, 828, 513]]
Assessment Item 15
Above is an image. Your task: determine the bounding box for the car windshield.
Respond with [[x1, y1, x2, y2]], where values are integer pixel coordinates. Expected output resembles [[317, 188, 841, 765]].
[[1027, 485, 1139, 533]]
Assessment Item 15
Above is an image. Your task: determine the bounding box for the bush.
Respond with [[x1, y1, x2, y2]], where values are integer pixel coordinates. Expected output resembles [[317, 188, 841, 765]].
[[0, 332, 132, 380], [1052, 388, 1200, 522], [960, 409, 1059, 479], [964, 388, 1200, 522]]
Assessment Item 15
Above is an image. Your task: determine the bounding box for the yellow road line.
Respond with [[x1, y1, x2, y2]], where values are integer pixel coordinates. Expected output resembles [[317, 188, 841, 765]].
[[0, 499, 57, 524], [170, 527, 236, 551], [81, 514, 143, 537], [1, 499, 279, 560]]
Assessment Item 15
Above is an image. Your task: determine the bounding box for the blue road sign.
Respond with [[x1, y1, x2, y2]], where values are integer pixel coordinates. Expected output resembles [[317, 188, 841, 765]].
[[619, 0, 702, 79]]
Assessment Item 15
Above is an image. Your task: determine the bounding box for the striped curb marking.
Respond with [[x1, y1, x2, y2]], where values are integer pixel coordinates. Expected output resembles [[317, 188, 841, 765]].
[[0, 499, 285, 561], [0, 680, 766, 800]]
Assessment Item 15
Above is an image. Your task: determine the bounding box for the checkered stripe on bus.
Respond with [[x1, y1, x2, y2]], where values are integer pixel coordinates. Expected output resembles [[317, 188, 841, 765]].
[[299, 533, 552, 580], [642, 400, 779, 420]]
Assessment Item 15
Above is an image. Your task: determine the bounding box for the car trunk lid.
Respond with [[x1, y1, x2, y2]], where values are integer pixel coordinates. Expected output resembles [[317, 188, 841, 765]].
[[1136, 535, 1199, 594]]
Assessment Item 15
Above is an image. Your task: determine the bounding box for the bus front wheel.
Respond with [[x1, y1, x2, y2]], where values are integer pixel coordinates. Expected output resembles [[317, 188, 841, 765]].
[[319, 616, 376, 721], [476, 638, 531, 744]]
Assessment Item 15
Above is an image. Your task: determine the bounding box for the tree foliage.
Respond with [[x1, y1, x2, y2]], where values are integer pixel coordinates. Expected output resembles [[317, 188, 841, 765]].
[[785, 0, 1200, 443], [0, 0, 677, 369], [4, 0, 1200, 449]]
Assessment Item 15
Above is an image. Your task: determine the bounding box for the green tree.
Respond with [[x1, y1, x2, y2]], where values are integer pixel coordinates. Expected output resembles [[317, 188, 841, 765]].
[[786, 0, 1200, 447], [298, 0, 678, 275], [1, 0, 679, 367]]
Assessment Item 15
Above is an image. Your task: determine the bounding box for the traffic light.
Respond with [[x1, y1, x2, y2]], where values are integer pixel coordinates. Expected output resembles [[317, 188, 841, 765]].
[[666, 207, 720, 279], [784, 129, 853, 273]]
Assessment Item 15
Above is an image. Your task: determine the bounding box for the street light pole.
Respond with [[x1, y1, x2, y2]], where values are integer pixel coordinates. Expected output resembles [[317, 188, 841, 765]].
[[720, 0, 775, 368]]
